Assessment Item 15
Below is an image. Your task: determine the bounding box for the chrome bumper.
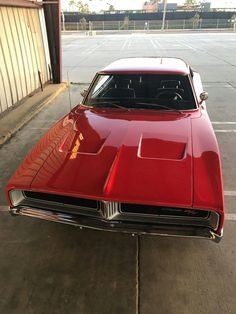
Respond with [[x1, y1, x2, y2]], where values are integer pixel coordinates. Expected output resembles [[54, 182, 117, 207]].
[[9, 206, 223, 243]]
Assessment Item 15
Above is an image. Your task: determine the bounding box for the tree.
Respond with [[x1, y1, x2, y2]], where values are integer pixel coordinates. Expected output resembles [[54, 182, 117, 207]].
[[69, 1, 90, 13], [184, 0, 198, 8], [154, 0, 161, 8], [79, 17, 87, 30], [191, 13, 200, 28], [123, 16, 129, 30], [69, 0, 76, 11], [144, 0, 161, 11], [76, 1, 90, 13], [108, 5, 115, 11]]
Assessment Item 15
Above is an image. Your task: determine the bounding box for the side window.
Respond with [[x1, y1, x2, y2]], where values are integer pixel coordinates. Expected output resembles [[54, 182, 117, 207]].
[[192, 71, 204, 103], [90, 75, 112, 98]]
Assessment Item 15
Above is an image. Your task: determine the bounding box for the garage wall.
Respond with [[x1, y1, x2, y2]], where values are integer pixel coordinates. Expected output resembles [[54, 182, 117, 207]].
[[0, 6, 51, 114]]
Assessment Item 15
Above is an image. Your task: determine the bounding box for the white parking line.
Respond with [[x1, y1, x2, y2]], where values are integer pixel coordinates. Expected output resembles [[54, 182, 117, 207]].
[[81, 40, 107, 56], [150, 39, 158, 49], [204, 84, 231, 88], [226, 214, 236, 221], [128, 39, 132, 48], [212, 122, 236, 124], [182, 43, 197, 51], [154, 39, 162, 48], [214, 130, 236, 133], [0, 206, 8, 212], [176, 40, 197, 51], [224, 191, 236, 196], [121, 38, 129, 50]]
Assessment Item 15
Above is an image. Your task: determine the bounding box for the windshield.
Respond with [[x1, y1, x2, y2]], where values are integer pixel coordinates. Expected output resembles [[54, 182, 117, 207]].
[[84, 74, 196, 110]]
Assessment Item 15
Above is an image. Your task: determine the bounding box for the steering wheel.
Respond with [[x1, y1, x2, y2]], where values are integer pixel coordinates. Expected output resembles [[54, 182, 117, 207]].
[[156, 91, 183, 101]]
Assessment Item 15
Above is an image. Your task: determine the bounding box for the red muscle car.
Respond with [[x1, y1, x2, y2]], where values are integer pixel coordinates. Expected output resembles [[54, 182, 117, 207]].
[[6, 57, 224, 242]]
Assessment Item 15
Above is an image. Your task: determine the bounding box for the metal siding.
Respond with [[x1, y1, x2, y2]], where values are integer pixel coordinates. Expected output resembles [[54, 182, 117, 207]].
[[18, 8, 35, 93], [33, 9, 49, 83], [30, 10, 44, 82], [0, 5, 51, 114], [23, 8, 38, 91], [7, 8, 24, 100], [12, 7, 28, 97], [39, 9, 51, 81], [0, 7, 18, 105], [0, 17, 12, 112], [0, 48, 9, 113]]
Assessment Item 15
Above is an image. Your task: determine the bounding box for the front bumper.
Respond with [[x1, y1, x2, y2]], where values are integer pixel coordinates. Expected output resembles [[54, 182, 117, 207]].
[[9, 206, 223, 243]]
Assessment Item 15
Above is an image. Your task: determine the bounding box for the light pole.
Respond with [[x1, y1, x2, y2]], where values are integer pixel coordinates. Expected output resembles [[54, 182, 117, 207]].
[[161, 0, 167, 30], [61, 9, 65, 31]]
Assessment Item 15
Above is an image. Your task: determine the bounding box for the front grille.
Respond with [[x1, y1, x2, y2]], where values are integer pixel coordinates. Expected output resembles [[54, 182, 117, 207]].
[[120, 203, 209, 219], [120, 202, 219, 230], [14, 190, 219, 231], [23, 191, 98, 210]]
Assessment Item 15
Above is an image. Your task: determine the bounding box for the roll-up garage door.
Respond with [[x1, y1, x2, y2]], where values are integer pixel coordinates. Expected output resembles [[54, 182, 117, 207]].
[[0, 4, 51, 114]]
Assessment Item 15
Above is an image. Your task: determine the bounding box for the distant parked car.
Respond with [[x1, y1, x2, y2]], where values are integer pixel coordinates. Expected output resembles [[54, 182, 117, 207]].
[[6, 57, 224, 242]]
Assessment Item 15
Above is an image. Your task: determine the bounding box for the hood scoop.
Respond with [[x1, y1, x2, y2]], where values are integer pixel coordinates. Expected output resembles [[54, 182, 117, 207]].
[[139, 133, 187, 160], [59, 129, 110, 155]]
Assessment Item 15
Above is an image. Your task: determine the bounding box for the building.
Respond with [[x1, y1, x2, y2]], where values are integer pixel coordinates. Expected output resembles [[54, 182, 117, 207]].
[[158, 3, 178, 12], [143, 1, 159, 13]]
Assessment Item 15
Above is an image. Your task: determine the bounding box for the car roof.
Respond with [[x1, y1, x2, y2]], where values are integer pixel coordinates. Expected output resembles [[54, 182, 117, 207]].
[[100, 57, 190, 75]]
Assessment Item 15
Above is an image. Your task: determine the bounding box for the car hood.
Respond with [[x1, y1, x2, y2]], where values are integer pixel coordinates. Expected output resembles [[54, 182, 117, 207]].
[[28, 107, 194, 207]]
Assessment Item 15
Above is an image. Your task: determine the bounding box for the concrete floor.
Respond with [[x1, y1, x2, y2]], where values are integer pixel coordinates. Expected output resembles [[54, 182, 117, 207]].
[[0, 32, 236, 313]]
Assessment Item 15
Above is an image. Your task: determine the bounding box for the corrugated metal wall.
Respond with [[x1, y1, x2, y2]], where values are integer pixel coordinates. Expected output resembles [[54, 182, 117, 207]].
[[0, 6, 51, 114]]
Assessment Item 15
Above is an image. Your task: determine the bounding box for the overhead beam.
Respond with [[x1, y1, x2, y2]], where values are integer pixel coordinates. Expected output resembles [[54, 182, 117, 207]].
[[43, 0, 61, 83], [0, 0, 41, 8]]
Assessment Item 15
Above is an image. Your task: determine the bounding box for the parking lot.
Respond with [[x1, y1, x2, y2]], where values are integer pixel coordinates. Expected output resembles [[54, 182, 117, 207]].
[[0, 32, 236, 313]]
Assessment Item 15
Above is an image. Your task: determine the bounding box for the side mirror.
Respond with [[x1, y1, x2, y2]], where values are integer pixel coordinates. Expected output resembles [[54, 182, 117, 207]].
[[80, 89, 88, 98], [199, 91, 208, 104], [198, 92, 208, 106]]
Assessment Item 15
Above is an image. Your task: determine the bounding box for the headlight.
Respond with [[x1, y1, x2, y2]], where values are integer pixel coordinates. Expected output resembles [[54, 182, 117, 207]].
[[9, 190, 24, 206]]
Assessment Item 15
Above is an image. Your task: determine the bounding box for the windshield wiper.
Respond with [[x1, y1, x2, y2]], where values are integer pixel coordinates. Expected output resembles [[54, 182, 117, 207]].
[[90, 102, 128, 110], [135, 102, 181, 113]]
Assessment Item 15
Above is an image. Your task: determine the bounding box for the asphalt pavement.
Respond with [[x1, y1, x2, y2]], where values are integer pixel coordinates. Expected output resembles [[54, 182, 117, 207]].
[[0, 32, 236, 314]]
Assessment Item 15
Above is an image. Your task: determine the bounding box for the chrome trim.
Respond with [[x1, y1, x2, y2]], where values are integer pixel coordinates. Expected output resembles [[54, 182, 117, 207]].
[[101, 201, 119, 220], [12, 190, 220, 231], [9, 206, 222, 243], [9, 190, 24, 206]]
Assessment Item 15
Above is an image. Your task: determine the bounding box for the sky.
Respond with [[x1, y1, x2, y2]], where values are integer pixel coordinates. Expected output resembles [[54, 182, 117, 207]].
[[62, 0, 147, 11], [61, 0, 236, 12]]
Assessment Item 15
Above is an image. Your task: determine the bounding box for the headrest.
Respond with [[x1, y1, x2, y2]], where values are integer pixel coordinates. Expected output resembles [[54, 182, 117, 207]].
[[114, 79, 132, 89], [160, 80, 181, 89], [103, 88, 135, 98]]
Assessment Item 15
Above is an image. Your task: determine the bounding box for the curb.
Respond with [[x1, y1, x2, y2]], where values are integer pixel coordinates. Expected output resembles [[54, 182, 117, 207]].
[[0, 82, 67, 148]]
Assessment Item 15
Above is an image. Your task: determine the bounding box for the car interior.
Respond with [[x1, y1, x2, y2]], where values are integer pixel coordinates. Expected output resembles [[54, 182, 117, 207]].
[[86, 74, 196, 110]]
